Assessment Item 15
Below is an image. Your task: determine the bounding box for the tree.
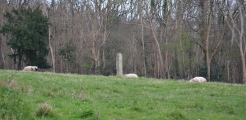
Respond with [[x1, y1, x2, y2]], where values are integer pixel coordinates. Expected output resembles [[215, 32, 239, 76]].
[[1, 7, 50, 69], [42, 0, 56, 72], [0, 0, 7, 69], [143, 0, 165, 78], [225, 0, 246, 83], [80, 0, 125, 74]]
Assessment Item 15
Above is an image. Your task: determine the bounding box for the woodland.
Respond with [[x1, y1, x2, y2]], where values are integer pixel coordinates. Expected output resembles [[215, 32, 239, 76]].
[[0, 0, 245, 84]]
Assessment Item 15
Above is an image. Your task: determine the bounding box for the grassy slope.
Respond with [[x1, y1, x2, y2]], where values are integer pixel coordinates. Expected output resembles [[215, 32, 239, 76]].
[[0, 70, 246, 120]]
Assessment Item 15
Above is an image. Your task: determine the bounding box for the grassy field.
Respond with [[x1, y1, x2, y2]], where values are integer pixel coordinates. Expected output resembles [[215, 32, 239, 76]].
[[0, 70, 246, 120]]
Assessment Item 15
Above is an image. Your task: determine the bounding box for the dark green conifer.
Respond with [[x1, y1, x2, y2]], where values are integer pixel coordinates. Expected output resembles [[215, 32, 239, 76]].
[[1, 7, 51, 69]]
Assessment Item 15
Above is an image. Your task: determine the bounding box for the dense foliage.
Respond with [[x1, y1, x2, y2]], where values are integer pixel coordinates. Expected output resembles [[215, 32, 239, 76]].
[[1, 7, 50, 69]]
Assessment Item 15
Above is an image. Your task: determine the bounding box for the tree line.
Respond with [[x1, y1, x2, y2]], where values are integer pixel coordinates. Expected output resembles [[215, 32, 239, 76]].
[[0, 0, 245, 84]]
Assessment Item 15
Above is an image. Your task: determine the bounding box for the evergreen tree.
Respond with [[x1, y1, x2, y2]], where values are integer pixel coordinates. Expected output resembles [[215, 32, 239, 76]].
[[1, 7, 50, 69]]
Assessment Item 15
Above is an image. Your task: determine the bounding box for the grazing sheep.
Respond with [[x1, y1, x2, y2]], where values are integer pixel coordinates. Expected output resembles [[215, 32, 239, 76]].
[[190, 77, 207, 83], [124, 73, 139, 78], [22, 66, 38, 72]]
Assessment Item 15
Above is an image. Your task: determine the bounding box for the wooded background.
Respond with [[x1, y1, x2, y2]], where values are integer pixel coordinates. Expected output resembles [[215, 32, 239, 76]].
[[0, 0, 245, 84]]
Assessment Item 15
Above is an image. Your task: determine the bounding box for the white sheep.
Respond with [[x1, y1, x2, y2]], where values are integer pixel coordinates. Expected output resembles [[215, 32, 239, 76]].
[[190, 77, 207, 83], [22, 66, 38, 72], [124, 73, 139, 78]]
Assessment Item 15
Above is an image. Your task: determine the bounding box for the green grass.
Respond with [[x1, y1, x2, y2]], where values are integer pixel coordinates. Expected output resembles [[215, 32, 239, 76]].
[[0, 70, 246, 120]]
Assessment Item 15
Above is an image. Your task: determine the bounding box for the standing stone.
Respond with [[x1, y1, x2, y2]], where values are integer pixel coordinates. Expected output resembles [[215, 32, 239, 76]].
[[116, 53, 123, 76]]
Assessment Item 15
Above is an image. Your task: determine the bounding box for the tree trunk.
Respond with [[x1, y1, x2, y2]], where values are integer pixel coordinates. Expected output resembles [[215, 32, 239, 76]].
[[42, 0, 55, 72], [238, 3, 246, 84], [136, 0, 147, 77], [0, 34, 4, 69], [49, 30, 55, 72], [148, 17, 164, 78], [60, 59, 63, 73], [204, 0, 213, 82], [140, 16, 147, 77], [18, 53, 22, 70], [0, 0, 6, 69]]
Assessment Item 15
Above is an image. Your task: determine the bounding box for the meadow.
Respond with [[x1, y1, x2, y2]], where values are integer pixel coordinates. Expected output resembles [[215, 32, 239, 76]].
[[0, 70, 246, 120]]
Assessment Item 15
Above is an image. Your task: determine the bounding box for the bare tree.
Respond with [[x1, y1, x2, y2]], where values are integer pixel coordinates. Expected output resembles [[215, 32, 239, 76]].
[[143, 0, 166, 78], [79, 0, 125, 73], [204, 0, 214, 81], [138, 0, 147, 77], [42, 0, 55, 72], [0, 0, 7, 69], [225, 1, 246, 83]]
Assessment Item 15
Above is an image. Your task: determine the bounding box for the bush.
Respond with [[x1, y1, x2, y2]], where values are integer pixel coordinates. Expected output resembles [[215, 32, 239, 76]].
[[78, 110, 94, 119], [36, 103, 53, 118]]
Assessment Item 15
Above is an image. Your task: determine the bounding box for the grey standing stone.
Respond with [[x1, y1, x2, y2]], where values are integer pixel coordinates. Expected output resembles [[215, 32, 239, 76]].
[[116, 53, 123, 76]]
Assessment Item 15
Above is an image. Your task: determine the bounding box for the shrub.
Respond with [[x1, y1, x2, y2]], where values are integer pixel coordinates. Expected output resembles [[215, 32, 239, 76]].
[[78, 110, 94, 119], [36, 103, 53, 118]]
